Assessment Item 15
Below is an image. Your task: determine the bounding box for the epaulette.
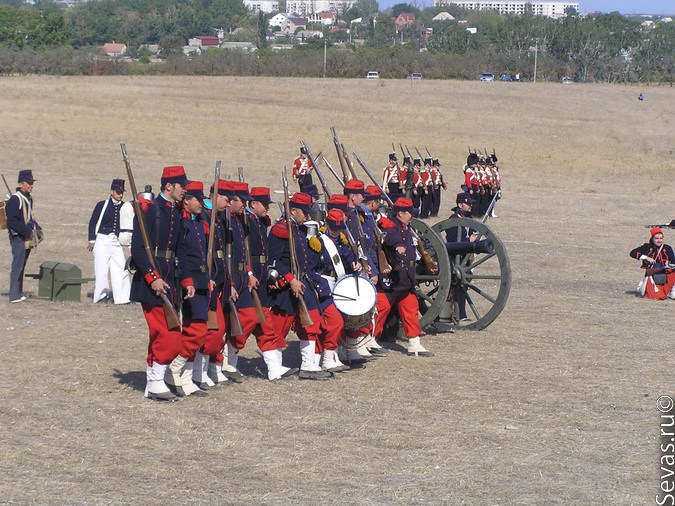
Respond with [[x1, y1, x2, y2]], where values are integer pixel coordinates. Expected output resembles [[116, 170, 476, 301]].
[[359, 214, 364, 223], [137, 195, 154, 213], [339, 232, 349, 245], [319, 225, 327, 233], [202, 221, 210, 236], [309, 235, 322, 253], [378, 217, 396, 229], [271, 222, 289, 239]]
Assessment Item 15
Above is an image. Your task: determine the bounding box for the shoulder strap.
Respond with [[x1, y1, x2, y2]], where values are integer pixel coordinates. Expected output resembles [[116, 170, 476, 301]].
[[94, 198, 110, 236], [319, 234, 346, 278]]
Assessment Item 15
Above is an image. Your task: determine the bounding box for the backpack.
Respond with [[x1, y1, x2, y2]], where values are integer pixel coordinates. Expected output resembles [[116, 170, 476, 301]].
[[0, 198, 7, 230]]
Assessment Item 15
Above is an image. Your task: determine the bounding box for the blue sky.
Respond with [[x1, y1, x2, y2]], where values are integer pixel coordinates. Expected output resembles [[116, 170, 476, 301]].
[[377, 0, 673, 15]]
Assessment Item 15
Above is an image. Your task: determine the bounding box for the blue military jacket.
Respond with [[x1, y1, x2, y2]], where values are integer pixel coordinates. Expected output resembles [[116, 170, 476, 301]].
[[247, 210, 271, 306], [266, 220, 318, 315], [130, 194, 186, 306], [178, 212, 210, 321], [6, 190, 36, 240], [88, 198, 122, 241], [382, 217, 417, 294]]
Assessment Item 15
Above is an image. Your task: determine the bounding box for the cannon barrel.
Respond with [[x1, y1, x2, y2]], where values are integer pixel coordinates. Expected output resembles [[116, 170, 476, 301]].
[[446, 239, 494, 256]]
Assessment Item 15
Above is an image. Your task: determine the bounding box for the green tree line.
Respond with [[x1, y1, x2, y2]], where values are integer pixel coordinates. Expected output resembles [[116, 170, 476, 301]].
[[0, 1, 672, 83]]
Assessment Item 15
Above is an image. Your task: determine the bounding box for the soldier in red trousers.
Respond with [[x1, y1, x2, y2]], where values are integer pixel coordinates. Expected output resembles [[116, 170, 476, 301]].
[[130, 166, 190, 401]]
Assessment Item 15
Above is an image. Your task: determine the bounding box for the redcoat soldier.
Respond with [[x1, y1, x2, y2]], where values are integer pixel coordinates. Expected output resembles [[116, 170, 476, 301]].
[[6, 170, 39, 303], [165, 182, 211, 397], [464, 153, 480, 196], [292, 147, 314, 192], [430, 158, 446, 218], [411, 159, 424, 214], [267, 192, 331, 380], [87, 178, 131, 304], [248, 186, 298, 380], [419, 158, 434, 219], [130, 165, 189, 401], [382, 153, 402, 201]]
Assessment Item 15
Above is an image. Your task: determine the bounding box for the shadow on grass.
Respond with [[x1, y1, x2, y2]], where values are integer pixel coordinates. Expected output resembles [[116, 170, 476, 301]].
[[113, 369, 145, 392]]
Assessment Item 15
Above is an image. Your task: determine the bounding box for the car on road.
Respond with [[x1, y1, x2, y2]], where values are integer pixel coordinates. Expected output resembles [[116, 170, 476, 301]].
[[480, 72, 495, 82], [366, 71, 380, 80], [407, 73, 423, 80]]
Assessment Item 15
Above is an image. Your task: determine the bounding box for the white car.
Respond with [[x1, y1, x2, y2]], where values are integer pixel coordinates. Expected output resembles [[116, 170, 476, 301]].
[[480, 72, 495, 82], [407, 73, 423, 80], [366, 71, 380, 80]]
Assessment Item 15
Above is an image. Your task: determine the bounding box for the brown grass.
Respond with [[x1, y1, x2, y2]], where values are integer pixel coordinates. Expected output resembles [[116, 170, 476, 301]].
[[0, 76, 673, 504]]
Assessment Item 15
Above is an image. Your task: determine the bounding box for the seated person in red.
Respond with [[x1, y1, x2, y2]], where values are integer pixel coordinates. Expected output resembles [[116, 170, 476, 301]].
[[629, 227, 675, 300]]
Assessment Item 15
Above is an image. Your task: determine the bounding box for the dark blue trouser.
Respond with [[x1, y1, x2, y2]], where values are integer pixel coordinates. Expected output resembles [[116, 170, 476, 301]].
[[9, 234, 30, 301]]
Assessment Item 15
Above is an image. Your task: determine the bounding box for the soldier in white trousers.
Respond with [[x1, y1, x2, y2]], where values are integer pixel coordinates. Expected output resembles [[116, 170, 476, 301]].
[[87, 179, 131, 304]]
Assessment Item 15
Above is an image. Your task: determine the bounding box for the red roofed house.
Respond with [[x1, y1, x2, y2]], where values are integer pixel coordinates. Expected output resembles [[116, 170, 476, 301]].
[[395, 13, 416, 28], [188, 35, 221, 49], [102, 42, 127, 57], [310, 11, 336, 26]]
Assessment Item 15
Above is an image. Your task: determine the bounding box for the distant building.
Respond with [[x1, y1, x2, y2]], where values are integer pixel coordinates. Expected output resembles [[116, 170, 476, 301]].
[[243, 0, 279, 13], [102, 42, 127, 58], [286, 0, 356, 16], [269, 13, 307, 34], [221, 42, 258, 52], [432, 12, 455, 21], [435, 1, 579, 19], [661, 17, 672, 23], [307, 11, 337, 25], [395, 12, 416, 28], [296, 30, 324, 41], [188, 36, 221, 49]]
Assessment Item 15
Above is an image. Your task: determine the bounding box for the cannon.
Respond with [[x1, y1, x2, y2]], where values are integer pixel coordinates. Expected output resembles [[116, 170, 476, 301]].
[[384, 217, 511, 335]]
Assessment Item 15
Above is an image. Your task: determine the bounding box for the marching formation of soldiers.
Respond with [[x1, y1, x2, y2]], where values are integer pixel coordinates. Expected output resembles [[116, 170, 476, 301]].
[[381, 151, 447, 219], [115, 147, 435, 401], [462, 150, 501, 219]]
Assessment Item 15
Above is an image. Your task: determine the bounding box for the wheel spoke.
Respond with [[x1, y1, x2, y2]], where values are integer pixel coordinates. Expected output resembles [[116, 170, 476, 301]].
[[466, 283, 497, 304], [416, 289, 435, 304], [467, 251, 496, 270], [468, 298, 482, 320], [417, 275, 440, 282], [466, 274, 502, 280]]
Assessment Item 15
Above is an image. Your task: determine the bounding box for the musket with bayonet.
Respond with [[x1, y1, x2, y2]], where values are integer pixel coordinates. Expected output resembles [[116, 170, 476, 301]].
[[1, 174, 12, 197], [645, 220, 675, 229], [224, 205, 244, 337], [282, 169, 314, 327], [120, 143, 181, 330], [304, 141, 369, 275], [321, 155, 345, 188], [348, 152, 392, 274], [238, 166, 266, 324], [205, 161, 221, 330], [331, 127, 351, 184], [353, 150, 438, 274]]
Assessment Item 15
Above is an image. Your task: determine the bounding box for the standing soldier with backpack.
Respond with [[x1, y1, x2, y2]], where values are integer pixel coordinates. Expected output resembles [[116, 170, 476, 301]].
[[5, 170, 40, 303]]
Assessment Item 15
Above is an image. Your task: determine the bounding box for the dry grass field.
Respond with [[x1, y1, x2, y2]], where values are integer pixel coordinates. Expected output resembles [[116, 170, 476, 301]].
[[0, 76, 673, 504]]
